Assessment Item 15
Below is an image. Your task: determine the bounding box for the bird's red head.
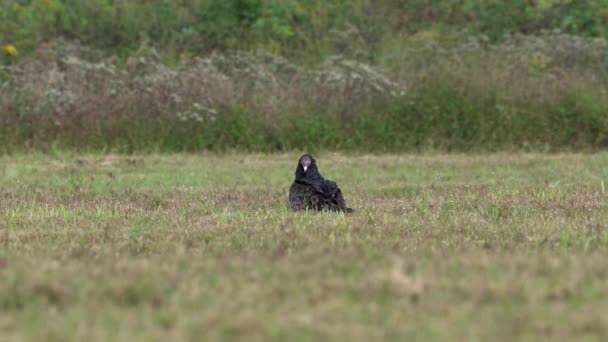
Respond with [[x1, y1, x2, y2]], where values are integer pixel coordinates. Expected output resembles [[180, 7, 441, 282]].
[[300, 155, 312, 172]]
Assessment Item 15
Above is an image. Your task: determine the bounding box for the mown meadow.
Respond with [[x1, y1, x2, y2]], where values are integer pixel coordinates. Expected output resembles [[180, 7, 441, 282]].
[[2, 153, 608, 340]]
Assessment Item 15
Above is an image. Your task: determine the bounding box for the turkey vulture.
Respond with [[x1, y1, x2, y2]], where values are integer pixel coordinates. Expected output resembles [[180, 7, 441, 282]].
[[289, 154, 354, 212]]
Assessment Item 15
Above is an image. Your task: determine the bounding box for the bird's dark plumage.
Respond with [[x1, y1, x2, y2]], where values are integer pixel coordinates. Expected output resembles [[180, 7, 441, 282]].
[[289, 154, 353, 212]]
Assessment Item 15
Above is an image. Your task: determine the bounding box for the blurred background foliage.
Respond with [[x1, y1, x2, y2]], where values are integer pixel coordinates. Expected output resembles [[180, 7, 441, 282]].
[[1, 0, 608, 153], [1, 0, 607, 61]]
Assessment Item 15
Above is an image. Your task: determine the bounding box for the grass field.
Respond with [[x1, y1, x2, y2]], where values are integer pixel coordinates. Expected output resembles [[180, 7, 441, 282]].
[[2, 153, 608, 341]]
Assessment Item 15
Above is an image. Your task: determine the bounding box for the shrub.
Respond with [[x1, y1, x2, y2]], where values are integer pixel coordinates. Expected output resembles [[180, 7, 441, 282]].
[[0, 33, 607, 153]]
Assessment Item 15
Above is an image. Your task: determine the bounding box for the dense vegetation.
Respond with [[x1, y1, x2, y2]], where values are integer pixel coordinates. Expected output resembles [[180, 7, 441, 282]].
[[1, 0, 608, 152], [2, 0, 608, 59]]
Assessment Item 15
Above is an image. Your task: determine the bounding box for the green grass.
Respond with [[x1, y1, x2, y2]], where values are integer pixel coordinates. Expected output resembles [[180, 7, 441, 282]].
[[2, 153, 608, 340]]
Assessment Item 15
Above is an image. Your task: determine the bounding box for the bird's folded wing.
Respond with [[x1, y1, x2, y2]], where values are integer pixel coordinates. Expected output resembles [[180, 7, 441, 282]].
[[295, 179, 325, 194]]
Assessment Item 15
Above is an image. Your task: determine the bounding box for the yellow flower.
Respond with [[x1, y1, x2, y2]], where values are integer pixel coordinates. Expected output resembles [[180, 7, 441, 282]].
[[3, 44, 18, 56]]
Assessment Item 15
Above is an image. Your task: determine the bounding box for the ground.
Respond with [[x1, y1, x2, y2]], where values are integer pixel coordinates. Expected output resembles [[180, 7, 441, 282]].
[[1, 153, 608, 341]]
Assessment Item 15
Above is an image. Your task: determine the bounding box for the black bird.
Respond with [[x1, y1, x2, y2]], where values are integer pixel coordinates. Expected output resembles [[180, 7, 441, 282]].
[[289, 154, 353, 212]]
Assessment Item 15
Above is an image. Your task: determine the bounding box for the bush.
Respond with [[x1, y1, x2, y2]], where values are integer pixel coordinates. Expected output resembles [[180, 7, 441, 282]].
[[1, 33, 607, 153], [1, 0, 608, 61]]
